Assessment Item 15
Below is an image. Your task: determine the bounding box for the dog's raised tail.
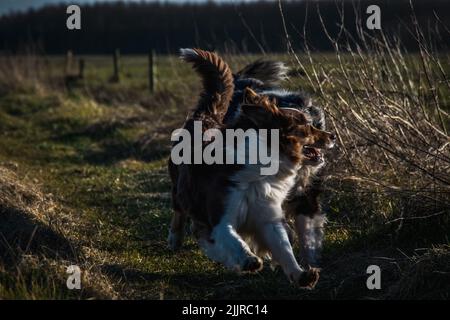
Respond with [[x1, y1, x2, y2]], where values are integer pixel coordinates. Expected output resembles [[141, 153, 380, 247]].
[[180, 48, 234, 121], [236, 60, 288, 86]]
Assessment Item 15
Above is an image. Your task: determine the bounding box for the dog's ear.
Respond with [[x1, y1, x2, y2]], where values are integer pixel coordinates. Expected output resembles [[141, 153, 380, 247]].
[[280, 108, 311, 125], [243, 87, 261, 105]]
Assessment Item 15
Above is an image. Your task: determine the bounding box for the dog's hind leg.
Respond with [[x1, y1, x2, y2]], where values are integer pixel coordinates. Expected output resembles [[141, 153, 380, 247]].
[[295, 213, 326, 267], [168, 209, 187, 250], [284, 183, 326, 267]]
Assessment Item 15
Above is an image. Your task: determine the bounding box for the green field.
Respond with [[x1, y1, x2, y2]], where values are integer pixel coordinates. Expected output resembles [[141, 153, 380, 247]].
[[0, 53, 448, 299]]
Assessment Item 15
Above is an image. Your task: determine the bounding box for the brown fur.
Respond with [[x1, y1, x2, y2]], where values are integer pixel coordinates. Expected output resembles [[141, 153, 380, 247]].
[[169, 85, 334, 240], [182, 48, 234, 122], [169, 48, 237, 240], [168, 50, 334, 289]]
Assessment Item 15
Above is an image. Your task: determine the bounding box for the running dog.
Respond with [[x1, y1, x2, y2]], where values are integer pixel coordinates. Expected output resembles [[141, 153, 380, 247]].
[[225, 60, 331, 267], [168, 49, 335, 288]]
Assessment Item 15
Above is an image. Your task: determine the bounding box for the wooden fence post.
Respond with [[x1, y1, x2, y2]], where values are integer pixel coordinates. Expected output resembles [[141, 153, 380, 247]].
[[111, 48, 120, 83], [148, 49, 156, 93], [65, 50, 73, 76], [78, 58, 85, 79]]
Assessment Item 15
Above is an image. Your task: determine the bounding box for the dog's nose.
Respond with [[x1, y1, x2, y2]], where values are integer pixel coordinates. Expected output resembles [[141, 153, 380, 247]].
[[330, 133, 337, 141]]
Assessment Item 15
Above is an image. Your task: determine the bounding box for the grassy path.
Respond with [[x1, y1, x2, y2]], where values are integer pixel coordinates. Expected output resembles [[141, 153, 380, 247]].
[[0, 56, 448, 299]]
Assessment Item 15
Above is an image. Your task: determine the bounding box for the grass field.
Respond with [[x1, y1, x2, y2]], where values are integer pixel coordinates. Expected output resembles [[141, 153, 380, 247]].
[[0, 53, 449, 299]]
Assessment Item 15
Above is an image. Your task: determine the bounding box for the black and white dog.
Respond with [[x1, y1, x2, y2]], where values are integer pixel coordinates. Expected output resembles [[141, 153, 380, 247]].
[[225, 60, 328, 267], [168, 50, 336, 287]]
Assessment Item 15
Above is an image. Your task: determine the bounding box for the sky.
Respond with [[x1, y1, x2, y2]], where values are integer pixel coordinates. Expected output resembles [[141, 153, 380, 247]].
[[0, 0, 262, 16]]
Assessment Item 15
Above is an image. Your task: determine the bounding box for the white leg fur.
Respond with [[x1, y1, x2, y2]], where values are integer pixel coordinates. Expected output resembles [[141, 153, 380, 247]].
[[259, 220, 304, 282], [295, 213, 326, 266], [198, 222, 261, 272]]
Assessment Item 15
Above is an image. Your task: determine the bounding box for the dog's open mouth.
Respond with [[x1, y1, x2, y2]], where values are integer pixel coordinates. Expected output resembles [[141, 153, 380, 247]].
[[303, 146, 323, 163]]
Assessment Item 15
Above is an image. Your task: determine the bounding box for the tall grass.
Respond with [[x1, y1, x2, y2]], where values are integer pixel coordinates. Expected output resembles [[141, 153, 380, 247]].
[[279, 0, 450, 243], [0, 48, 64, 95]]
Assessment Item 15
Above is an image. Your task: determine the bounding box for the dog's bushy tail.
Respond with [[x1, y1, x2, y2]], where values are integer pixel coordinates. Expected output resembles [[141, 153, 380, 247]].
[[180, 48, 234, 121], [236, 60, 288, 86]]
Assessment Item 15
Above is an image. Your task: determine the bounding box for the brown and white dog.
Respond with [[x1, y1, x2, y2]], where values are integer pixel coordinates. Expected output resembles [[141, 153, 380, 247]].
[[168, 48, 335, 288], [229, 60, 331, 268]]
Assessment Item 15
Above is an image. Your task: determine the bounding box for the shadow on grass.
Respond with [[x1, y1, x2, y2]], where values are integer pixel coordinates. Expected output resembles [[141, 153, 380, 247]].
[[0, 207, 78, 267], [96, 255, 397, 300], [97, 262, 304, 299], [49, 119, 171, 165]]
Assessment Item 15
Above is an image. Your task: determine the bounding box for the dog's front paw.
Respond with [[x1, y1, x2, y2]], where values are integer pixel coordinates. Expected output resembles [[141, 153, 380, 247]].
[[241, 255, 263, 273], [167, 230, 183, 251], [289, 268, 320, 289]]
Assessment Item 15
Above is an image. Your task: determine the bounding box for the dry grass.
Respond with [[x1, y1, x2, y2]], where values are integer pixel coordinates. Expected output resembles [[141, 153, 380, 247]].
[[0, 12, 448, 297], [279, 1, 450, 243], [0, 165, 118, 299], [0, 52, 63, 96], [386, 245, 450, 299]]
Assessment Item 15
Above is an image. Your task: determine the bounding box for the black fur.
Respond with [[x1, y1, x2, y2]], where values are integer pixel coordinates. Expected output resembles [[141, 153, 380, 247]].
[[225, 60, 327, 219], [225, 62, 325, 131]]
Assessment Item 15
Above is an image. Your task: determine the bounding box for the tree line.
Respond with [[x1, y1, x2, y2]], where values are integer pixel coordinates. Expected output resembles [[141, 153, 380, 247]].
[[0, 0, 448, 54]]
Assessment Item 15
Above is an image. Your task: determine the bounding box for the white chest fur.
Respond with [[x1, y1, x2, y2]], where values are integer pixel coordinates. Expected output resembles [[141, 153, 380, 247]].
[[225, 158, 299, 229]]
